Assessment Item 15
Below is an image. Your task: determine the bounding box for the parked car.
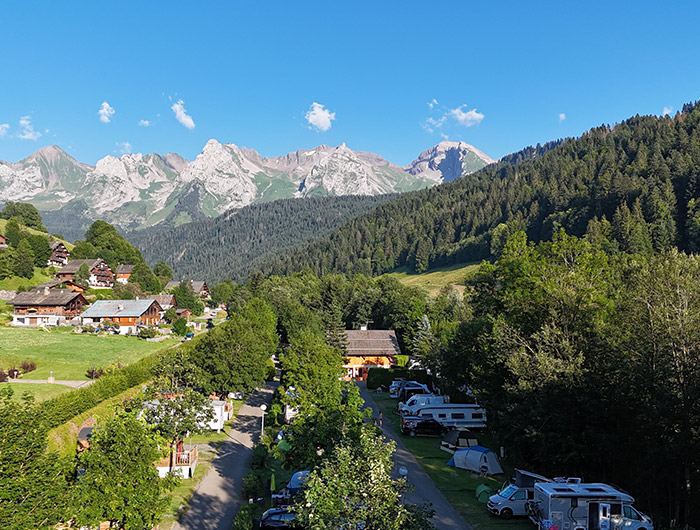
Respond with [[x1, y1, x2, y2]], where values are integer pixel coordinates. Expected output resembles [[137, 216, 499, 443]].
[[389, 378, 407, 398], [400, 416, 447, 437], [183, 332, 195, 341], [260, 507, 299, 529]]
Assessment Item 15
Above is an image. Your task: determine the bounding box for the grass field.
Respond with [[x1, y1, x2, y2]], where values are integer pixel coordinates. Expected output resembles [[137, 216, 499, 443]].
[[0, 381, 74, 402], [0, 267, 55, 292], [387, 262, 482, 296], [0, 219, 73, 249], [0, 327, 179, 380], [372, 393, 531, 530]]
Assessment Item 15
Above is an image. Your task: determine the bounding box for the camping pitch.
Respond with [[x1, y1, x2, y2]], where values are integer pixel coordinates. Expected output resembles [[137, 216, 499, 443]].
[[446, 445, 503, 476]]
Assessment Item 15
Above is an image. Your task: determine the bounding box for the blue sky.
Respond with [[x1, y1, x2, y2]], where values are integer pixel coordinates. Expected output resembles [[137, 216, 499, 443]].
[[2, 1, 699, 166]]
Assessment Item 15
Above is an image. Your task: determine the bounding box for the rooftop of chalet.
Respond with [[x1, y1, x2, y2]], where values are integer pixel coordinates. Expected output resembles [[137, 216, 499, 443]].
[[344, 329, 402, 357]]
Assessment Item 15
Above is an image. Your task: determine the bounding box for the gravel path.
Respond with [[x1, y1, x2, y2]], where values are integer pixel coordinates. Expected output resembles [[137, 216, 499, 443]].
[[172, 383, 276, 530], [357, 382, 472, 530]]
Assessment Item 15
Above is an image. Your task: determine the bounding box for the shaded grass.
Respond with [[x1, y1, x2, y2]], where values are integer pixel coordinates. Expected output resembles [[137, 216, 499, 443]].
[[186, 399, 246, 444], [0, 267, 55, 291], [0, 382, 73, 402], [0, 327, 179, 379], [387, 262, 481, 296], [373, 393, 531, 530]]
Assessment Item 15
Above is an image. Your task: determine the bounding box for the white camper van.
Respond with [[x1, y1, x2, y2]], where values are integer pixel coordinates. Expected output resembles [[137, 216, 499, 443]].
[[526, 482, 653, 530], [487, 469, 551, 519], [411, 403, 487, 429], [398, 394, 449, 415]]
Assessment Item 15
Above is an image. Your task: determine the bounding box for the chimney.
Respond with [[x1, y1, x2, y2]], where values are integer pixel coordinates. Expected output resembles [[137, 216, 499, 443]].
[[118, 305, 124, 311], [44, 287, 50, 295]]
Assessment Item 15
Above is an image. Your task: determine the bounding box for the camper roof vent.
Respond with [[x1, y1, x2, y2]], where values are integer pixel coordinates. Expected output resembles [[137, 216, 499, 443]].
[[567, 478, 582, 484]]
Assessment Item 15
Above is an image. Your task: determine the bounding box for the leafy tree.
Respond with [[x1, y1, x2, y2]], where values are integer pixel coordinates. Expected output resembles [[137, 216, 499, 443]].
[[5, 218, 21, 247], [153, 261, 173, 283], [0, 202, 46, 231], [74, 410, 175, 530], [25, 234, 51, 267], [295, 428, 434, 530], [128, 262, 161, 293], [12, 239, 35, 278], [164, 307, 178, 323], [172, 317, 188, 336], [72, 220, 144, 269], [172, 280, 204, 316], [75, 262, 91, 287]]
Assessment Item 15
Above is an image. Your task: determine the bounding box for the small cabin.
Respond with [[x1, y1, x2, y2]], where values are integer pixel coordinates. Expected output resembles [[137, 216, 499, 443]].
[[47, 241, 70, 268]]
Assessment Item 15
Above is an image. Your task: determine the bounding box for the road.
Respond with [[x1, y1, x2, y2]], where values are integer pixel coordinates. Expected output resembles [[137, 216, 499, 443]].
[[357, 382, 472, 530], [172, 383, 276, 530]]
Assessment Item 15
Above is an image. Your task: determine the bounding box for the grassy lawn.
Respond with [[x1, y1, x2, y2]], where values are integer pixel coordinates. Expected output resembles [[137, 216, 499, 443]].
[[0, 327, 179, 380], [372, 393, 531, 530], [186, 399, 246, 444], [387, 262, 481, 296], [0, 267, 55, 292], [0, 381, 74, 402]]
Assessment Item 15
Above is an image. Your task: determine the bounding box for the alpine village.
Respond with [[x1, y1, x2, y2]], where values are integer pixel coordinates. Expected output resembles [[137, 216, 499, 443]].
[[3, 5, 700, 530]]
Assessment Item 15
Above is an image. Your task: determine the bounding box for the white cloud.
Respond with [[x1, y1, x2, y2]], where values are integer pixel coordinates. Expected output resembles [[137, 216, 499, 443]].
[[305, 102, 335, 132], [138, 119, 151, 127], [98, 101, 115, 123], [448, 105, 485, 127], [559, 113, 566, 122], [422, 115, 447, 134], [171, 99, 195, 129], [116, 141, 132, 154], [428, 98, 438, 109], [440, 132, 449, 141], [663, 106, 672, 116], [17, 116, 41, 140], [0, 123, 9, 137]]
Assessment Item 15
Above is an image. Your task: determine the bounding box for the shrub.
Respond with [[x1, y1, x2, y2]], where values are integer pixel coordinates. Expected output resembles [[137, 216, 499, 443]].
[[20, 360, 36, 374], [138, 327, 157, 339], [231, 503, 264, 530], [251, 444, 268, 470], [264, 358, 276, 381], [172, 318, 188, 336], [0, 369, 7, 383], [86, 367, 105, 379], [81, 325, 96, 333], [242, 469, 267, 500], [8, 368, 19, 379]]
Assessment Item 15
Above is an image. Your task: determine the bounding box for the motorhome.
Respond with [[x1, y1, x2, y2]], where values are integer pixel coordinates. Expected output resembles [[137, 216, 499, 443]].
[[398, 394, 448, 414], [487, 469, 551, 519], [526, 482, 653, 530], [410, 403, 487, 429]]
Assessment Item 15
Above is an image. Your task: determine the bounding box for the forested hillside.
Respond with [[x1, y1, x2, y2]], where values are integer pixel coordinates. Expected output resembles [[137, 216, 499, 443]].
[[258, 102, 700, 277], [130, 194, 397, 282]]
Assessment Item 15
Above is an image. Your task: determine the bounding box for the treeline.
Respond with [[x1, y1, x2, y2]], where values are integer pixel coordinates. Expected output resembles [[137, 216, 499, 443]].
[[256, 101, 700, 277], [129, 194, 397, 282]]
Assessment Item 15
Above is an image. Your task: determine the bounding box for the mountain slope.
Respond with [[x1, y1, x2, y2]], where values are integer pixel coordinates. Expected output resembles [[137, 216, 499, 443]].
[[403, 141, 495, 182], [130, 194, 398, 282], [1, 141, 493, 237], [255, 102, 700, 278]]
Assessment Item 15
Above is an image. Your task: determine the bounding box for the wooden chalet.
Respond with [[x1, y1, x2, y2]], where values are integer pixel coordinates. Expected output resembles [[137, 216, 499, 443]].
[[343, 327, 401, 380], [175, 308, 193, 321], [146, 294, 175, 310], [80, 298, 162, 334], [115, 264, 135, 284], [10, 287, 88, 327], [35, 279, 87, 294], [47, 241, 69, 268], [57, 258, 114, 288], [165, 280, 211, 299], [0, 234, 7, 250]]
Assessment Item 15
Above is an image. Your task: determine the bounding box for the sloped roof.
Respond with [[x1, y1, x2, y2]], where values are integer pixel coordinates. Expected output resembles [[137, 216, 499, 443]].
[[116, 264, 135, 274], [11, 289, 84, 307], [81, 299, 161, 318], [344, 329, 402, 357], [59, 259, 103, 274], [165, 280, 208, 292], [49, 241, 67, 250], [146, 294, 175, 307]]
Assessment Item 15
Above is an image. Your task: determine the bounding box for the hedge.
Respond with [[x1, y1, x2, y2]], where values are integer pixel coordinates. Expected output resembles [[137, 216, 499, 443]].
[[366, 367, 431, 390]]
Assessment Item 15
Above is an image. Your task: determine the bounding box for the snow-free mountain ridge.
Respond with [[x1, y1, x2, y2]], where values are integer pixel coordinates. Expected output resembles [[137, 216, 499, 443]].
[[0, 140, 493, 238]]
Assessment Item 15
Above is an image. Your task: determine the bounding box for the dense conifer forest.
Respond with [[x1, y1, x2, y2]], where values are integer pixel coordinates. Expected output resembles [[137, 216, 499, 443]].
[[256, 102, 700, 277], [130, 194, 397, 282]]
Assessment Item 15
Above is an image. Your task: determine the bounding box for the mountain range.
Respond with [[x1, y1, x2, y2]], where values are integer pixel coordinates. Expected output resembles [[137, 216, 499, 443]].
[[0, 140, 494, 240]]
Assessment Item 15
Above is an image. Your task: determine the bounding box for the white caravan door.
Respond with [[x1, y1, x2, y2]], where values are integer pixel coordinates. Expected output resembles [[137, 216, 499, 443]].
[[599, 503, 612, 530]]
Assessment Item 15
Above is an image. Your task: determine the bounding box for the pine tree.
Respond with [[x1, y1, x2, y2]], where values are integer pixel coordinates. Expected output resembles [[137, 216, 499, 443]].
[[12, 239, 34, 278]]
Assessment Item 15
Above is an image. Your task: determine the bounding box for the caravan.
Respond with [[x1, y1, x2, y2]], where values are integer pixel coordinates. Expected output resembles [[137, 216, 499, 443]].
[[487, 469, 551, 519], [398, 394, 448, 415], [526, 482, 653, 530], [410, 403, 487, 429]]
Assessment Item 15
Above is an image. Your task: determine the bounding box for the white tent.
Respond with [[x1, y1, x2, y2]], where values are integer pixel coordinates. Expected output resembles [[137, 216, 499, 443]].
[[446, 445, 503, 475]]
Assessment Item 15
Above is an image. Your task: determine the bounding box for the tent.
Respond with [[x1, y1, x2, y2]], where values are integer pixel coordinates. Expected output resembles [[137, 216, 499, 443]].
[[440, 429, 479, 454], [286, 470, 310, 494], [446, 446, 503, 476], [475, 483, 495, 503]]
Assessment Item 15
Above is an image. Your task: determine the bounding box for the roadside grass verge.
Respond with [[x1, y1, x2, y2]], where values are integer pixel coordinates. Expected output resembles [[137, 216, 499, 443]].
[[372, 393, 531, 530]]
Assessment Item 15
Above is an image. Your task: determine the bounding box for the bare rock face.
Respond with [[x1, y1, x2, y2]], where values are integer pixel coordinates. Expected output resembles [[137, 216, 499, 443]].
[[403, 141, 495, 183], [0, 140, 493, 231]]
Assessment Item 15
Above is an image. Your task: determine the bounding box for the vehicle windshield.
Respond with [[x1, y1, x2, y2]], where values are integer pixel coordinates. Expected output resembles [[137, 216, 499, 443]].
[[499, 485, 518, 498]]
